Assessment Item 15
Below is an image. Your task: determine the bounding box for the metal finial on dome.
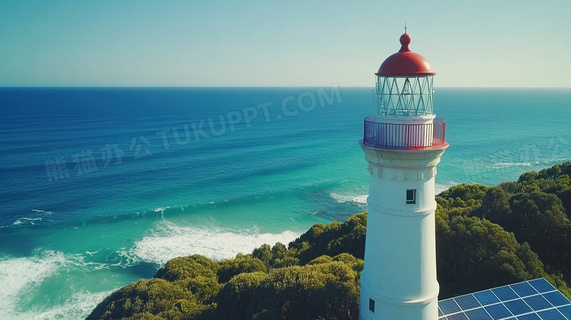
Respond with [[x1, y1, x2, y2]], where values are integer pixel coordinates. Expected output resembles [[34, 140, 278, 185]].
[[399, 33, 411, 52]]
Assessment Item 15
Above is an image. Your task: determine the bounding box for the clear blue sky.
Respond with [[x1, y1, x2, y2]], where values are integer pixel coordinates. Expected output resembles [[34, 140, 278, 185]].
[[1, 0, 570, 87]]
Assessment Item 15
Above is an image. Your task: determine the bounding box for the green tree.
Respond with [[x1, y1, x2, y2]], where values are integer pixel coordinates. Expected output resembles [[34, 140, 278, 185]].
[[250, 262, 360, 320], [475, 186, 511, 221], [557, 188, 571, 216], [154, 255, 218, 282], [217, 254, 267, 283], [214, 272, 267, 319], [507, 192, 571, 271], [438, 184, 489, 203], [251, 242, 300, 269], [86, 279, 213, 320], [436, 213, 545, 298], [289, 213, 367, 265]]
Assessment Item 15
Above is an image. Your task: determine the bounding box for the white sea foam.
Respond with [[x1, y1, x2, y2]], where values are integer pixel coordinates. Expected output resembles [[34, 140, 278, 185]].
[[330, 192, 368, 204], [0, 250, 111, 320], [11, 209, 56, 226], [31, 209, 54, 215], [17, 290, 113, 320], [12, 217, 43, 226], [490, 158, 570, 170], [499, 162, 534, 167], [128, 220, 302, 265], [0, 250, 66, 319], [492, 161, 536, 169], [0, 251, 66, 314], [85, 250, 100, 256]]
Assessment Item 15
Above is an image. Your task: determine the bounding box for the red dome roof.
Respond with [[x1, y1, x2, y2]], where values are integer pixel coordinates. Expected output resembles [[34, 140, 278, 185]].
[[376, 33, 435, 77]]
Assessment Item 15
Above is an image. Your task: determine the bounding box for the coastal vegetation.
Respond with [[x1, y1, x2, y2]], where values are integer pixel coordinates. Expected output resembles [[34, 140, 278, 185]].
[[88, 162, 571, 320]]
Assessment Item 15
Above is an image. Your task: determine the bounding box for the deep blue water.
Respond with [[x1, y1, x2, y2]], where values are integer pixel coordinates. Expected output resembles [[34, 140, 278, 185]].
[[0, 86, 570, 319]]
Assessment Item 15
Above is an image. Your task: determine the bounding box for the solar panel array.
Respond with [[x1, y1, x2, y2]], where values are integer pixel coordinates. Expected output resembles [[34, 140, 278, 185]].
[[438, 278, 571, 319]]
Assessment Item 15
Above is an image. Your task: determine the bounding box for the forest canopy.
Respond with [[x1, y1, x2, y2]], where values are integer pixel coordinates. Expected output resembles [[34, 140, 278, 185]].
[[88, 162, 571, 320]]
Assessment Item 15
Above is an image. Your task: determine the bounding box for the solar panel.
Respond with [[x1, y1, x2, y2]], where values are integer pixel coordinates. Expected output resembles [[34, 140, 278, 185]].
[[438, 278, 571, 319]]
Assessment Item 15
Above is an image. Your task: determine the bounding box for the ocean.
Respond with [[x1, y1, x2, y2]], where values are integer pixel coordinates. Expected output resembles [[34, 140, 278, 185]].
[[0, 86, 570, 319]]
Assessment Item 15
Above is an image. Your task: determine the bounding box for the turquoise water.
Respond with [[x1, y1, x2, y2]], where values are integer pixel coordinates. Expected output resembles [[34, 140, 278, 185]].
[[0, 87, 570, 319]]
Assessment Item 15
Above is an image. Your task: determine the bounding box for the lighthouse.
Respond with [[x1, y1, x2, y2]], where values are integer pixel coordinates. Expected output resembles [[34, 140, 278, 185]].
[[359, 32, 448, 320]]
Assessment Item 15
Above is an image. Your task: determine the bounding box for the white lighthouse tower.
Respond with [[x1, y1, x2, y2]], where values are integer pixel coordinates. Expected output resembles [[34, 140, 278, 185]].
[[359, 32, 448, 320]]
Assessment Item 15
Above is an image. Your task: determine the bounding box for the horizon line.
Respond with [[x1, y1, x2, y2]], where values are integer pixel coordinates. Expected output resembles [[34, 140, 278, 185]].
[[1, 85, 571, 89]]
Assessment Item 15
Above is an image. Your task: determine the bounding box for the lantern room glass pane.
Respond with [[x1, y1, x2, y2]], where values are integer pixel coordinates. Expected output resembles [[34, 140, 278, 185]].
[[376, 76, 433, 116]]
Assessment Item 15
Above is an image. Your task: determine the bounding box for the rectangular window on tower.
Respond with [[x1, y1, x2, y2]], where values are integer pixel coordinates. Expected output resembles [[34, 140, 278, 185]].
[[369, 298, 375, 313], [406, 189, 416, 204]]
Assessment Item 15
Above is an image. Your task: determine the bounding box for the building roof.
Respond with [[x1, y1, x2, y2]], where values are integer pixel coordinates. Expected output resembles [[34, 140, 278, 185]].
[[438, 278, 571, 319], [376, 33, 435, 77]]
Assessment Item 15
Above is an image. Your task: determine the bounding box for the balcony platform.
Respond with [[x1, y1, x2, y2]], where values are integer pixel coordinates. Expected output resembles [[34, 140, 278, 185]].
[[362, 116, 447, 151]]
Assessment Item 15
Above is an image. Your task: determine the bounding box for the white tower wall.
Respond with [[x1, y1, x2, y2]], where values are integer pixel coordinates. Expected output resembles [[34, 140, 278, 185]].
[[359, 144, 447, 320], [360, 32, 446, 320]]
